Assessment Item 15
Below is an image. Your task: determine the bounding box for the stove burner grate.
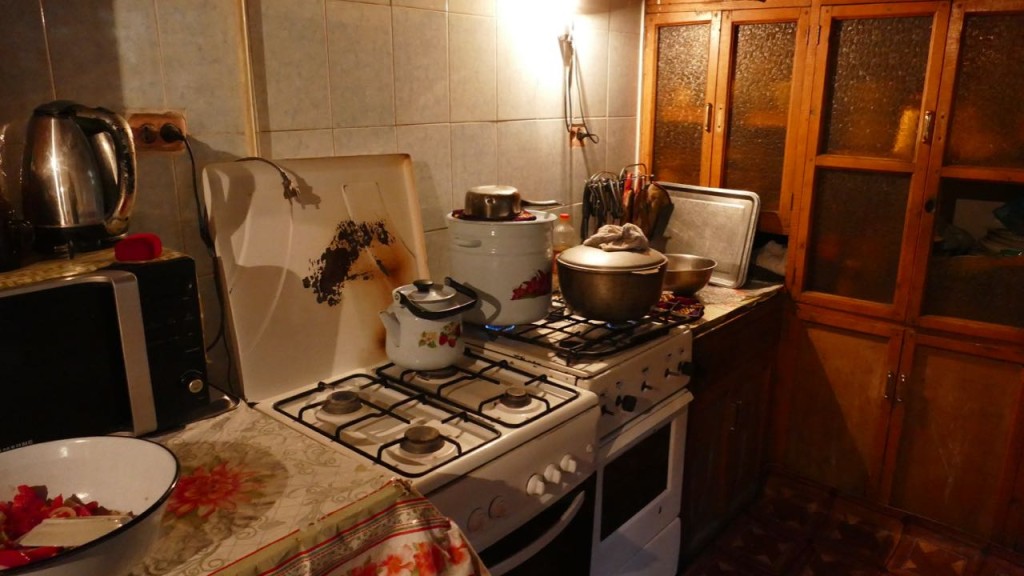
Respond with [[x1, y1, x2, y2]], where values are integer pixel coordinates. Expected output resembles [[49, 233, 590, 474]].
[[481, 296, 691, 363], [271, 373, 500, 478]]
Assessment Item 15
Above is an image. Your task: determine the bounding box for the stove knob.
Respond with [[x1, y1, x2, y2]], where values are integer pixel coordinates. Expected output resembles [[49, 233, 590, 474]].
[[526, 474, 547, 497], [489, 496, 508, 519], [559, 455, 578, 474], [543, 464, 562, 484], [467, 508, 487, 533]]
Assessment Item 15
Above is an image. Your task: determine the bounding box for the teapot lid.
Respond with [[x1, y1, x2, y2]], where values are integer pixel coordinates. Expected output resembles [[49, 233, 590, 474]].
[[396, 279, 457, 307], [393, 278, 479, 321]]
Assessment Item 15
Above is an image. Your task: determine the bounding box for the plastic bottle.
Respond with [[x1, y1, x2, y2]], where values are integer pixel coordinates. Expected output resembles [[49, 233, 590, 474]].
[[552, 213, 578, 292]]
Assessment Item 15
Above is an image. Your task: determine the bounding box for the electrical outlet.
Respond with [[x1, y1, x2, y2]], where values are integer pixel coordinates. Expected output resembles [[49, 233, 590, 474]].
[[569, 124, 586, 148], [128, 111, 187, 152]]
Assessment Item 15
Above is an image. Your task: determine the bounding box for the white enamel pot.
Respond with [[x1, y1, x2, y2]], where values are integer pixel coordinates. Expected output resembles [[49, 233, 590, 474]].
[[379, 277, 478, 370], [446, 210, 555, 326]]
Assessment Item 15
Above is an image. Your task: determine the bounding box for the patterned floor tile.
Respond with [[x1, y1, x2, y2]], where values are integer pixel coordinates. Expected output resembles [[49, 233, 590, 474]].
[[749, 472, 834, 539], [790, 545, 888, 576], [714, 514, 808, 575], [886, 522, 984, 576], [816, 496, 904, 567], [683, 550, 773, 576]]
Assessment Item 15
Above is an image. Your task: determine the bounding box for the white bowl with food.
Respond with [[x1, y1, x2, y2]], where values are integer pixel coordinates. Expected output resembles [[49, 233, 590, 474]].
[[0, 436, 179, 575]]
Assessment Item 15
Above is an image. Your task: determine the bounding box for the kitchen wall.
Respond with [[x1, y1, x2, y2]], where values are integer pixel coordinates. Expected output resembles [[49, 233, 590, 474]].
[[0, 0, 643, 391]]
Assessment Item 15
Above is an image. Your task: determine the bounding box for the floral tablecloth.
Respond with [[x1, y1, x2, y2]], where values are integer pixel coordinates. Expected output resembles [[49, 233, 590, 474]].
[[130, 404, 488, 576]]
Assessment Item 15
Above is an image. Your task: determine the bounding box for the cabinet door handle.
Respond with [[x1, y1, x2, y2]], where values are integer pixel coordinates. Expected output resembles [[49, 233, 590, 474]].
[[921, 110, 935, 144], [704, 103, 714, 133], [884, 371, 895, 400], [895, 373, 906, 403]]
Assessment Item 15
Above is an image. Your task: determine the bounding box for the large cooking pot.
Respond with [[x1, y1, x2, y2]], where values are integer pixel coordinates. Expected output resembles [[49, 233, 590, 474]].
[[556, 245, 667, 322], [462, 185, 558, 220], [447, 210, 555, 326]]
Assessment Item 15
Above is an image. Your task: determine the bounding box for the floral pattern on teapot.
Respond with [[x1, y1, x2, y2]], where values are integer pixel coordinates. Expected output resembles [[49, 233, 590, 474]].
[[418, 321, 461, 349]]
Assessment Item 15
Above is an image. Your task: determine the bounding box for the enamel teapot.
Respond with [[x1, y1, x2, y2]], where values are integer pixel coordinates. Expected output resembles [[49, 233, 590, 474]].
[[379, 277, 478, 370]]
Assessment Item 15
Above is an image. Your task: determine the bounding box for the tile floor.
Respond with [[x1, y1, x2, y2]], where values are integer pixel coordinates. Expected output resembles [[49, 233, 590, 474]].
[[682, 471, 1024, 576]]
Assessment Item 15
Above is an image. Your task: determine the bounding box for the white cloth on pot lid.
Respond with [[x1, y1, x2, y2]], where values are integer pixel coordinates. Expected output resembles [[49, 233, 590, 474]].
[[582, 223, 649, 251]]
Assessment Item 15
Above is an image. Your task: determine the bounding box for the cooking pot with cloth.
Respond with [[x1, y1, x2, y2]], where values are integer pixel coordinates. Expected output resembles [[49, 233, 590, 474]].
[[557, 223, 668, 322], [447, 185, 559, 326]]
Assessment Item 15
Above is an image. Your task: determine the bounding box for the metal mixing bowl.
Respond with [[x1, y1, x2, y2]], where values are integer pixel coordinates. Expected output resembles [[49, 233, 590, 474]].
[[662, 254, 716, 295]]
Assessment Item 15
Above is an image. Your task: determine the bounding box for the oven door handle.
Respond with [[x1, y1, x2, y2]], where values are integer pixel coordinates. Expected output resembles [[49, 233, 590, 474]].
[[488, 492, 587, 576]]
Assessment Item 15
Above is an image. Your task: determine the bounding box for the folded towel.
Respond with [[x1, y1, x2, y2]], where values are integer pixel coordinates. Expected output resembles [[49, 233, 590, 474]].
[[583, 223, 649, 251]]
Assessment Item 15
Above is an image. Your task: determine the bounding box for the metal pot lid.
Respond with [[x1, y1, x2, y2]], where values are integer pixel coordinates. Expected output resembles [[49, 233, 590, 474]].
[[395, 279, 457, 307], [557, 244, 667, 271]]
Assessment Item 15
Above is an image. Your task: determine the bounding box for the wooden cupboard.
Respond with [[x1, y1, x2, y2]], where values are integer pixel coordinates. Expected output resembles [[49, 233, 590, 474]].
[[777, 304, 1024, 542], [640, 3, 812, 234], [682, 295, 782, 561]]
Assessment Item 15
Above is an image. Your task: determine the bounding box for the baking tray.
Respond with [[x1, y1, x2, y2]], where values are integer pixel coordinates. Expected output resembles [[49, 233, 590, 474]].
[[654, 182, 760, 289]]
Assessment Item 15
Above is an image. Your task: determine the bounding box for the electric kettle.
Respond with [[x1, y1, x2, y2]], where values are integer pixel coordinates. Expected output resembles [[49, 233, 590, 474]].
[[21, 100, 137, 254]]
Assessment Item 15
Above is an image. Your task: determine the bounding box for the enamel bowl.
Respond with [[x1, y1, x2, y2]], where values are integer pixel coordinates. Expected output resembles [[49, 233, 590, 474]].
[[0, 436, 179, 576], [662, 254, 717, 295]]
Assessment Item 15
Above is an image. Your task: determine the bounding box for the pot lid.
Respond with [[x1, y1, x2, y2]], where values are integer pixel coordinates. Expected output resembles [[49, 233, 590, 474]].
[[395, 279, 456, 308], [557, 244, 666, 271]]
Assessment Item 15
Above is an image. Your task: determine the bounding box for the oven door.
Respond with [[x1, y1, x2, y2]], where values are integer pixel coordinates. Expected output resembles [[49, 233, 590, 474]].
[[592, 388, 692, 576], [479, 474, 595, 576]]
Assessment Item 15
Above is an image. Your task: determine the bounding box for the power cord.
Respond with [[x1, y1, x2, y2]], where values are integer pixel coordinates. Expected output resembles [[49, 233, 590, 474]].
[[157, 123, 230, 380]]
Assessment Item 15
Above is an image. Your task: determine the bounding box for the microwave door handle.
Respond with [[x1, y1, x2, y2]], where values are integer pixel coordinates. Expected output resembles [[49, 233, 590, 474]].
[[488, 492, 586, 576]]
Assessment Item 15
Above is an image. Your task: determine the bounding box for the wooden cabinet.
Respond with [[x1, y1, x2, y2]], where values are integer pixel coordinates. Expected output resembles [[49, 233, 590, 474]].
[[776, 304, 1024, 542], [681, 295, 782, 562], [640, 4, 811, 234]]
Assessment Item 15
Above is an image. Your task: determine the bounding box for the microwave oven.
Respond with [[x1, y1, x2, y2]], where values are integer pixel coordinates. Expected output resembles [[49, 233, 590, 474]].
[[0, 251, 212, 452]]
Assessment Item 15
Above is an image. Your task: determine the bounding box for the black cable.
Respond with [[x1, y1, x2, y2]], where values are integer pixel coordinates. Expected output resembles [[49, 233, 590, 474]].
[[159, 124, 229, 370]]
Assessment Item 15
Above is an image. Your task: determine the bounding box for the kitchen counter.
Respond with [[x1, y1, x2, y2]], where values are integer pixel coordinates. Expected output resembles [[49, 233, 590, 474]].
[[130, 403, 488, 576], [688, 278, 784, 337]]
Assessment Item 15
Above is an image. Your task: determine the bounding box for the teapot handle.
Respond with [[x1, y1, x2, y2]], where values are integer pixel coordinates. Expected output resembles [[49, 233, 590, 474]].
[[397, 277, 479, 320], [70, 105, 137, 236]]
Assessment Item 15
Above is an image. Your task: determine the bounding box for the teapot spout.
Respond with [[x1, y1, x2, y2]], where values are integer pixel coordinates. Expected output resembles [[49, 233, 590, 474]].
[[379, 310, 400, 346]]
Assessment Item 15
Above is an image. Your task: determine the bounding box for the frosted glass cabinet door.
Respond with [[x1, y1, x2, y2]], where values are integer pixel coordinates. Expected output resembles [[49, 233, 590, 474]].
[[913, 5, 1024, 339], [719, 18, 799, 218], [651, 20, 714, 185]]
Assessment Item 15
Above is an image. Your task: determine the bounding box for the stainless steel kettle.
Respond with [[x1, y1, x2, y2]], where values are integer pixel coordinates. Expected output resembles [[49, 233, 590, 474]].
[[21, 101, 136, 253]]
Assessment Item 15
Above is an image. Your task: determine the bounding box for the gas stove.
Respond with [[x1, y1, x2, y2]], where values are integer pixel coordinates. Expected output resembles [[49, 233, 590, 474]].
[[466, 296, 694, 439]]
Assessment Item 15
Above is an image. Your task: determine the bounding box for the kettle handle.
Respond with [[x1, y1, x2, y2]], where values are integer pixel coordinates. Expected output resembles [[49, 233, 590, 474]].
[[70, 105, 137, 236], [397, 277, 479, 320]]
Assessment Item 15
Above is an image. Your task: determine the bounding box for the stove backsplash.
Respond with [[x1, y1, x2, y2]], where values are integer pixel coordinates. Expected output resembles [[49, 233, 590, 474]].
[[0, 0, 645, 394]]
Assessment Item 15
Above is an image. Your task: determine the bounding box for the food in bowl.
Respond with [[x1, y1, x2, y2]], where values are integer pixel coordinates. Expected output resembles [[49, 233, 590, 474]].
[[1, 484, 130, 568], [0, 437, 178, 576], [662, 254, 717, 295]]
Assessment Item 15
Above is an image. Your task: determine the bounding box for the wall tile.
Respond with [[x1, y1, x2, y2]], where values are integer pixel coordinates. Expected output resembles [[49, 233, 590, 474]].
[[608, 31, 641, 118], [0, 1, 52, 147], [569, 25, 609, 122], [259, 129, 335, 158], [451, 122, 497, 201], [609, 0, 643, 34], [397, 124, 452, 232], [327, 1, 395, 128], [158, 0, 251, 135], [393, 0, 444, 9], [497, 119, 570, 205], [246, 0, 331, 131], [575, 0, 610, 31], [45, 0, 163, 110], [496, 16, 564, 121], [333, 127, 398, 155], [393, 7, 449, 125], [132, 154, 185, 252], [570, 116, 607, 204], [449, 0, 494, 17], [449, 14, 496, 123], [424, 228, 451, 280], [605, 116, 638, 174]]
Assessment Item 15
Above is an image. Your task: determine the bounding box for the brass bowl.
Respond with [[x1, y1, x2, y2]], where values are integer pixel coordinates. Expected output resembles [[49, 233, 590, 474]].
[[662, 254, 716, 295]]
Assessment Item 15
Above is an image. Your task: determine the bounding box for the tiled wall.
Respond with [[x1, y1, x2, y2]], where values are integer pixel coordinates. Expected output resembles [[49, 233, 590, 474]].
[[0, 0, 643, 390], [247, 0, 645, 278]]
